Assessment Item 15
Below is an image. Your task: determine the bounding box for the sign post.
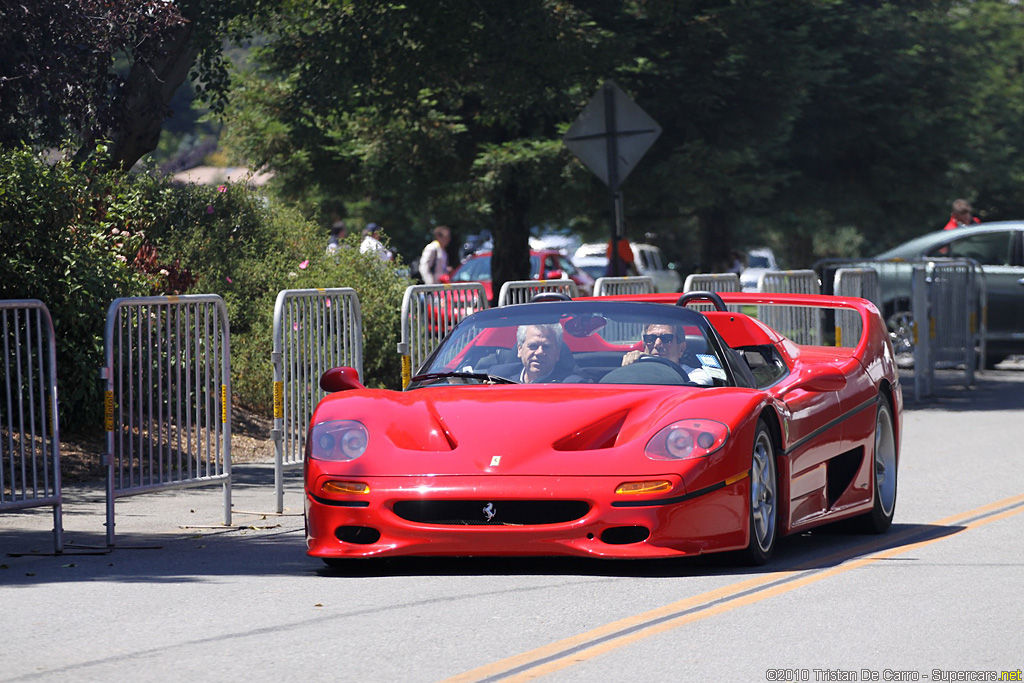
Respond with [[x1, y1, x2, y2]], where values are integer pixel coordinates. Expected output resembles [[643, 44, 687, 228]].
[[563, 81, 661, 275]]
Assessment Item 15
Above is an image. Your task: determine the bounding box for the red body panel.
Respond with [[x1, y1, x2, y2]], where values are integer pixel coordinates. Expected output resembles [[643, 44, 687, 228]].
[[304, 292, 902, 561]]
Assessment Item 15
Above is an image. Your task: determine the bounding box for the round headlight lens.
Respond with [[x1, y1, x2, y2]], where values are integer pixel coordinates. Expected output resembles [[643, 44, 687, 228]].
[[309, 420, 369, 461], [646, 419, 729, 461]]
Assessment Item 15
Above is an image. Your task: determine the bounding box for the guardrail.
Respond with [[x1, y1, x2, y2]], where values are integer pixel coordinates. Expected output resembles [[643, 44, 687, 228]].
[[1, 300, 63, 553], [397, 283, 489, 388], [271, 288, 362, 513], [101, 295, 232, 546]]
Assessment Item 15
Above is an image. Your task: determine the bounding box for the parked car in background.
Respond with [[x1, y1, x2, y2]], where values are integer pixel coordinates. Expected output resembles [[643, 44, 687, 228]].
[[445, 249, 595, 299], [740, 247, 780, 292], [871, 221, 1024, 367], [573, 242, 682, 293]]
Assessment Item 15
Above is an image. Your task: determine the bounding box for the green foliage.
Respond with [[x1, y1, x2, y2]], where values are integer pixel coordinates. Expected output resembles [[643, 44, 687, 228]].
[[0, 148, 152, 432], [1, 147, 407, 434]]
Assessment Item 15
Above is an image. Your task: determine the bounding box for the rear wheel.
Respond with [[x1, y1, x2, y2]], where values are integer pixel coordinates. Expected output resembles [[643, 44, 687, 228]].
[[739, 420, 778, 565], [850, 397, 898, 533]]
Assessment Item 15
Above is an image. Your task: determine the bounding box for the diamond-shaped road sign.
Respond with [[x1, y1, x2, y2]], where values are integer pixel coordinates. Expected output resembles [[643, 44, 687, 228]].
[[563, 80, 661, 190]]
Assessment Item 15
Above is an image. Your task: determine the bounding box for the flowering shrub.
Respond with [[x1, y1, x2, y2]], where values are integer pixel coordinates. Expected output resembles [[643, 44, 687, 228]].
[[1, 146, 407, 434]]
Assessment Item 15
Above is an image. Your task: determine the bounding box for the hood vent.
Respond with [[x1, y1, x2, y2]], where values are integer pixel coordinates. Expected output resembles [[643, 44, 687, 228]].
[[552, 410, 629, 452]]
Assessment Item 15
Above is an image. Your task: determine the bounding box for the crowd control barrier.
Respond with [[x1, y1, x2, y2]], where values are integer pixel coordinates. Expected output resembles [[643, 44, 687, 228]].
[[832, 268, 881, 347], [101, 295, 231, 546], [1, 300, 63, 553], [497, 279, 578, 306], [756, 270, 823, 345], [816, 257, 987, 398], [271, 288, 362, 513], [593, 276, 655, 297], [683, 273, 741, 311], [398, 283, 488, 387]]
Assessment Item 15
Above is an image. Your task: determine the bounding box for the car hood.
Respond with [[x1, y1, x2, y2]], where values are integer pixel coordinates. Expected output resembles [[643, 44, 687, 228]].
[[310, 384, 763, 476]]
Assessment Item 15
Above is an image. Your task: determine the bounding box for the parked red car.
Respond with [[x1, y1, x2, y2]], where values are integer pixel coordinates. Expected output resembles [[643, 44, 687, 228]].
[[444, 249, 595, 298]]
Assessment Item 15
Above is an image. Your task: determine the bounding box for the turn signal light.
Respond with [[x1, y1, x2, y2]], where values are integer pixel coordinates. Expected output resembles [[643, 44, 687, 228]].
[[615, 480, 673, 495], [322, 481, 370, 495]]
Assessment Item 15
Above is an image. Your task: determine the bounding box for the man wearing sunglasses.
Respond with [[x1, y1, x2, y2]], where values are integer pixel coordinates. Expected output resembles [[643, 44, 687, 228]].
[[621, 323, 713, 385]]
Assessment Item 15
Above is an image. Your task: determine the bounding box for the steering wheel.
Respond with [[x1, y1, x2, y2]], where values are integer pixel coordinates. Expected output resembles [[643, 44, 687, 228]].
[[636, 354, 691, 382], [676, 291, 727, 311]]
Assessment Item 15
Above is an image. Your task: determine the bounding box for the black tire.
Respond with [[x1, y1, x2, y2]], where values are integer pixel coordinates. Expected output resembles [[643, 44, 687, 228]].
[[738, 420, 778, 565], [849, 397, 898, 534]]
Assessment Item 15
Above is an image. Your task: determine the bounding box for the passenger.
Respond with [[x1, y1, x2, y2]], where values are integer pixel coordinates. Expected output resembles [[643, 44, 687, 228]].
[[490, 324, 588, 383], [621, 323, 713, 385]]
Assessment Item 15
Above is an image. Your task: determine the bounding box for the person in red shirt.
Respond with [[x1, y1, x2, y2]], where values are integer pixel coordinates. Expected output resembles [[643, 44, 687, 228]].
[[943, 199, 981, 230], [605, 236, 638, 276]]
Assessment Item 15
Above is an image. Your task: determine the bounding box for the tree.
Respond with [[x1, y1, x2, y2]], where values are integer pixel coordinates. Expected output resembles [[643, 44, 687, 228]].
[[224, 0, 615, 301], [0, 0, 269, 171]]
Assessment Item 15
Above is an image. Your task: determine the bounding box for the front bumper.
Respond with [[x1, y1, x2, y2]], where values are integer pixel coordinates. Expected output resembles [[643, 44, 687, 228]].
[[305, 473, 749, 560]]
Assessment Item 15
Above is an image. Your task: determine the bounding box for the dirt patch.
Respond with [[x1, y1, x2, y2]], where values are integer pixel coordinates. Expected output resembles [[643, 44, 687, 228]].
[[59, 405, 276, 485]]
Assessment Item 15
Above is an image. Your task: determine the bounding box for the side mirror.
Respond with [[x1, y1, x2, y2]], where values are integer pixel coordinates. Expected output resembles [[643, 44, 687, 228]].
[[545, 269, 565, 280], [320, 367, 365, 393], [439, 273, 451, 284]]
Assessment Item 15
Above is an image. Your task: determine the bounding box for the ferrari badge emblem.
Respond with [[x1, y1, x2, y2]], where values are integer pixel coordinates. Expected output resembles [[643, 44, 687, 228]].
[[482, 503, 497, 521]]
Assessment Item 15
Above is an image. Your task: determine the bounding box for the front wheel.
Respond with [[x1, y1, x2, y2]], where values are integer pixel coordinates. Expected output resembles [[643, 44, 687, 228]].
[[739, 420, 778, 565], [849, 397, 898, 533]]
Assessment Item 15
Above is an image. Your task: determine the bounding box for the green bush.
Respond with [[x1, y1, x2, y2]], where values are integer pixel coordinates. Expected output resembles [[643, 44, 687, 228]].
[[1, 147, 408, 433], [0, 148, 151, 433]]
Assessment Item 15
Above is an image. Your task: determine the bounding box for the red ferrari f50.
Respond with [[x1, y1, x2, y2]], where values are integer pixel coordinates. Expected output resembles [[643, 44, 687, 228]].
[[304, 291, 901, 566]]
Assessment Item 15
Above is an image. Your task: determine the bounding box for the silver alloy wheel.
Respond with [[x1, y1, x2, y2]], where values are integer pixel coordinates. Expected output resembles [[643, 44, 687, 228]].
[[751, 429, 777, 552], [874, 403, 898, 517]]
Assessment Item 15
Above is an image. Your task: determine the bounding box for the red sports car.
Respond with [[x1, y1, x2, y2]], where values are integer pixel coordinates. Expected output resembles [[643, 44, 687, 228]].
[[304, 291, 902, 566]]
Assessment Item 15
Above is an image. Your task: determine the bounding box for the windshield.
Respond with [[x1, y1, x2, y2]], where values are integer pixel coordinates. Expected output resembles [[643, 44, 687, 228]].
[[410, 301, 732, 388]]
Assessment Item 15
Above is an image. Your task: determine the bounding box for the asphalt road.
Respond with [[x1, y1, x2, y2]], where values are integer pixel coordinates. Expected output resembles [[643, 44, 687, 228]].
[[2, 366, 1023, 683]]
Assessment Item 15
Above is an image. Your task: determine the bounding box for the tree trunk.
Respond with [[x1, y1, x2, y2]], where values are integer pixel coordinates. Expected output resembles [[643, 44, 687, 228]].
[[489, 173, 532, 307], [106, 23, 201, 171], [698, 207, 733, 273]]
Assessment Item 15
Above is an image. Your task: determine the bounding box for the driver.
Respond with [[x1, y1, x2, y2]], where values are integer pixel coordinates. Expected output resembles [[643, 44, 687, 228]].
[[621, 323, 713, 385]]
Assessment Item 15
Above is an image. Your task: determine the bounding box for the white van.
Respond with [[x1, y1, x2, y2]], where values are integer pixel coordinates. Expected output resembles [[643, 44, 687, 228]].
[[573, 242, 682, 293]]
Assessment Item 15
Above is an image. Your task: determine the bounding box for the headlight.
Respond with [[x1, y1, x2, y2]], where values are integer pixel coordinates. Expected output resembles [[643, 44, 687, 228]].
[[645, 419, 729, 460], [309, 420, 369, 461]]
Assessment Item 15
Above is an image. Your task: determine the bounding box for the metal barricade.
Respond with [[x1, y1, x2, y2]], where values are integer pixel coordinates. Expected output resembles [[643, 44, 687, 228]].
[[683, 273, 741, 311], [593, 276, 655, 297], [271, 288, 362, 513], [398, 283, 488, 387], [1, 300, 62, 553], [497, 279, 578, 306], [816, 256, 987, 397], [833, 268, 880, 347], [101, 295, 231, 546], [756, 270, 823, 345]]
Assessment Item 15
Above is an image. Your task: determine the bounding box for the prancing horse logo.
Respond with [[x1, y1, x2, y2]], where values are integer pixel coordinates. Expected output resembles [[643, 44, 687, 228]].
[[482, 502, 497, 522]]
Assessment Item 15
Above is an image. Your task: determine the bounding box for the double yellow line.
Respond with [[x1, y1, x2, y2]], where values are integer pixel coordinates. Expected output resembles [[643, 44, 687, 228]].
[[441, 492, 1024, 683]]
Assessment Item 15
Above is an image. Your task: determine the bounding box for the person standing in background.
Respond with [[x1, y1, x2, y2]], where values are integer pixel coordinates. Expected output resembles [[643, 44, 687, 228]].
[[360, 222, 393, 260], [326, 220, 347, 254], [418, 225, 452, 284], [943, 199, 981, 230]]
